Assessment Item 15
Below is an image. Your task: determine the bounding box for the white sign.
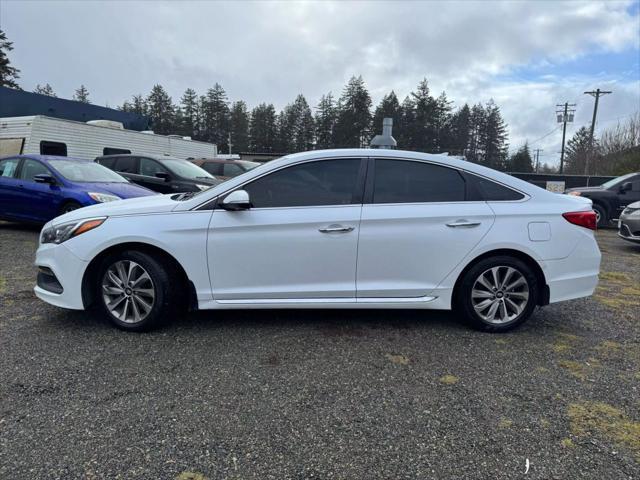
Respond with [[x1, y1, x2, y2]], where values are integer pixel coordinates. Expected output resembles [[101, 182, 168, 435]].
[[546, 181, 566, 193]]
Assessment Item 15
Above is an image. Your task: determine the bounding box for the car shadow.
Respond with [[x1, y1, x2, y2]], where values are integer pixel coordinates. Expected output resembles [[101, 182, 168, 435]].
[[0, 220, 42, 233]]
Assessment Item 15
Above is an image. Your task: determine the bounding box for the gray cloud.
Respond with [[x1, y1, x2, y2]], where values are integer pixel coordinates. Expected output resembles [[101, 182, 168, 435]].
[[2, 0, 639, 163]]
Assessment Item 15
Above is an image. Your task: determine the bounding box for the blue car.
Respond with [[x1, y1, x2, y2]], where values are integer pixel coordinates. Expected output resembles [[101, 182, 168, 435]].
[[0, 155, 157, 223]]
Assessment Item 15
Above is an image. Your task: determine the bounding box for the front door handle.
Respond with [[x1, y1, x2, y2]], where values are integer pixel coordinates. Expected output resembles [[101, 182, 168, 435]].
[[319, 224, 355, 234], [446, 220, 481, 228]]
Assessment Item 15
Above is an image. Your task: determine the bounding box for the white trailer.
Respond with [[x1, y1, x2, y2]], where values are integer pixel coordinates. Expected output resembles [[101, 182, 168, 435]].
[[0, 115, 218, 160]]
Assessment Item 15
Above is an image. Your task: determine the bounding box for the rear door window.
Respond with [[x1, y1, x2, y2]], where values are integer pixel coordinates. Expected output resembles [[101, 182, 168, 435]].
[[372, 159, 465, 203], [0, 158, 21, 178], [98, 157, 116, 169], [223, 163, 244, 177], [114, 157, 138, 173], [201, 163, 222, 176], [139, 158, 169, 177]]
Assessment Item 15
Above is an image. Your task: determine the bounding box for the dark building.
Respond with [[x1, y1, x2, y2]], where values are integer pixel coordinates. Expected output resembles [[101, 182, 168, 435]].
[[0, 87, 150, 131]]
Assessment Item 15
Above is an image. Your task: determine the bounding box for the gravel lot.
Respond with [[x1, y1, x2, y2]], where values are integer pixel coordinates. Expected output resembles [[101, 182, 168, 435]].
[[1, 221, 638, 479]]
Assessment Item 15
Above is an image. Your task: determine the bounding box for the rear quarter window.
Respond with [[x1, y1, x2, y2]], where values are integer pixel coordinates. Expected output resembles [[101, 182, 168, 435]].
[[469, 175, 525, 201]]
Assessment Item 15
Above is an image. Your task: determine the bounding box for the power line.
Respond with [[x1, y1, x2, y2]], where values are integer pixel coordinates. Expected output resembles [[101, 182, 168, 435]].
[[529, 126, 561, 146]]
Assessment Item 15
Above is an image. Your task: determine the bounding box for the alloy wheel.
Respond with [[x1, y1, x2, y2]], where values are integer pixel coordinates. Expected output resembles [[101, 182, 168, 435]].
[[471, 266, 529, 324], [101, 260, 155, 324]]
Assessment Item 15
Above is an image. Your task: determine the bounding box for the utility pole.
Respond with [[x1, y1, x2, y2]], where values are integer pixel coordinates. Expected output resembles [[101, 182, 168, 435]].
[[556, 102, 576, 173], [533, 148, 543, 173], [583, 88, 612, 175], [228, 132, 232, 155]]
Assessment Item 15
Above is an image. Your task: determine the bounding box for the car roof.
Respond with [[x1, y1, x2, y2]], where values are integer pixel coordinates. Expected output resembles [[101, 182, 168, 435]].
[[98, 154, 182, 161], [0, 154, 88, 163], [190, 158, 238, 164]]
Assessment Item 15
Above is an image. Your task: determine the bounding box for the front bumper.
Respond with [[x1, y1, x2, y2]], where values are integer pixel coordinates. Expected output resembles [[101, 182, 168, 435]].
[[34, 242, 88, 310], [618, 219, 640, 244]]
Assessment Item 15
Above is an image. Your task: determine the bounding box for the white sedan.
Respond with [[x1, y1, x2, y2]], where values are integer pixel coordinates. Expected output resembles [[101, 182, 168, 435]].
[[34, 149, 601, 332]]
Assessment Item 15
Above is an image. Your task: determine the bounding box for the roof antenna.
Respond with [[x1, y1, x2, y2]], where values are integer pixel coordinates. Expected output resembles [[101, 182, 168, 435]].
[[370, 117, 397, 149]]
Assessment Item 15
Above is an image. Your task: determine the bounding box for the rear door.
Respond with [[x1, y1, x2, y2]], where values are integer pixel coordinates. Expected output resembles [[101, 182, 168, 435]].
[[356, 158, 495, 299], [0, 157, 23, 219]]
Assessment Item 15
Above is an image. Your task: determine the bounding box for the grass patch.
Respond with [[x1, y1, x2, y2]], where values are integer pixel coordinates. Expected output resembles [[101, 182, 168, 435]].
[[558, 360, 590, 380], [498, 418, 513, 429], [599, 271, 631, 283], [0, 274, 5, 294], [385, 354, 410, 365], [176, 473, 208, 480], [439, 374, 459, 385], [595, 271, 640, 312], [561, 438, 575, 448], [568, 401, 640, 459]]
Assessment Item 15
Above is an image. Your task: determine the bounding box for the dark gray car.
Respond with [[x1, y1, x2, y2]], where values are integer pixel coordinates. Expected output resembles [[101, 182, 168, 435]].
[[618, 201, 640, 244]]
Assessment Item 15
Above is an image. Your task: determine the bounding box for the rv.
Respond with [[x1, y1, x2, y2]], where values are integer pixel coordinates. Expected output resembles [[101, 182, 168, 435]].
[[0, 115, 218, 160]]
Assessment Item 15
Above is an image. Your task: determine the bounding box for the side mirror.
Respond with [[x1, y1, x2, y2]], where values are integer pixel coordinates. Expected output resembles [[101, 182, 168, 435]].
[[221, 189, 251, 211], [155, 172, 171, 182], [34, 174, 56, 185], [620, 182, 632, 193]]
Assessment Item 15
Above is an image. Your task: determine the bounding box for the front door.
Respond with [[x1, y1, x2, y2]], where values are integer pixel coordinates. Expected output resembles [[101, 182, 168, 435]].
[[356, 158, 495, 298], [208, 158, 365, 301], [15, 159, 61, 222]]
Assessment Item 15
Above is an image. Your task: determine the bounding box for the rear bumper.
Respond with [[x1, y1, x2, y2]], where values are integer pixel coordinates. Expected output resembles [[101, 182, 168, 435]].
[[33, 242, 88, 310], [542, 233, 601, 303]]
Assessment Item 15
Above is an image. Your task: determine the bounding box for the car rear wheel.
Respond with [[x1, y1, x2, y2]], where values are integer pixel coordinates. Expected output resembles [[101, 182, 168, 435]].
[[592, 204, 608, 228], [457, 256, 538, 332], [96, 250, 177, 331]]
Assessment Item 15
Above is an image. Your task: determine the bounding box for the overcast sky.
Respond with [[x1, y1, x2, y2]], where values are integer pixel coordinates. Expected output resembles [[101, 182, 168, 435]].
[[2, 0, 639, 164]]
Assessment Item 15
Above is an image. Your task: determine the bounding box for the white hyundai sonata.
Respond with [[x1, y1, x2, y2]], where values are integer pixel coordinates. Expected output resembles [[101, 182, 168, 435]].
[[34, 149, 600, 332]]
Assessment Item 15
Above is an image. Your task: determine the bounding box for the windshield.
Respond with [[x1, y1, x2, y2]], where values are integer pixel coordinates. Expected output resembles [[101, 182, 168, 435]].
[[600, 172, 636, 190], [163, 159, 215, 180], [49, 160, 128, 183]]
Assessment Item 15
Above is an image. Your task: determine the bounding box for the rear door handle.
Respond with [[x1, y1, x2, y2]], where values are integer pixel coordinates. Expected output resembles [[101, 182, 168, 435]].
[[319, 224, 355, 233], [446, 220, 481, 228]]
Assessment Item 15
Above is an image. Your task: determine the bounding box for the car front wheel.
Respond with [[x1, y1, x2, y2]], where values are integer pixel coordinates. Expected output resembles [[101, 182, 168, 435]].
[[457, 256, 539, 332], [96, 250, 177, 331]]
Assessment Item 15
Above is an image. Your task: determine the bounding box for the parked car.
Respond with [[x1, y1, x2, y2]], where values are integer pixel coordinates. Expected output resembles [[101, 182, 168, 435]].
[[35, 149, 600, 333], [566, 172, 640, 227], [618, 201, 640, 244], [0, 154, 156, 224], [189, 158, 260, 180], [95, 154, 221, 193]]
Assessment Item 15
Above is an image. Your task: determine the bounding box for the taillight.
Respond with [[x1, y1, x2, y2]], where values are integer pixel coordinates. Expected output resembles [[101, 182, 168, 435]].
[[563, 211, 597, 230]]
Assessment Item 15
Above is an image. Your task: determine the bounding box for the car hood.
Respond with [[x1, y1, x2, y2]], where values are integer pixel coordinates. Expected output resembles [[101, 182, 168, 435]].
[[50, 193, 179, 226], [72, 181, 156, 198]]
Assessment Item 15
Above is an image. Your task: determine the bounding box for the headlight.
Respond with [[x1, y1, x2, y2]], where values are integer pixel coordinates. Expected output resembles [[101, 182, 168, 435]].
[[41, 217, 106, 244], [195, 184, 210, 191], [567, 191, 581, 196], [623, 207, 640, 217], [88, 192, 121, 203]]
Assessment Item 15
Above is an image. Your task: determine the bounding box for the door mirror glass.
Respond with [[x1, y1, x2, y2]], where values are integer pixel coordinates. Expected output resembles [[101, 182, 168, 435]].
[[155, 172, 171, 182], [33, 173, 56, 185], [221, 189, 251, 210]]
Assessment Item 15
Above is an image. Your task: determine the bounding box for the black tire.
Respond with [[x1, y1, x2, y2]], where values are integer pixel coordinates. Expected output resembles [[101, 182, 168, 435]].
[[95, 250, 178, 331], [59, 201, 82, 215], [456, 255, 539, 333], [592, 203, 608, 228]]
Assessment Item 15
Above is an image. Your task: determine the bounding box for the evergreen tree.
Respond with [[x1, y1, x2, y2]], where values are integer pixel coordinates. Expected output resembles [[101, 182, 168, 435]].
[[481, 100, 509, 170], [508, 142, 534, 172], [131, 94, 147, 116], [315, 93, 337, 149], [564, 126, 593, 174], [333, 76, 372, 148], [229, 100, 250, 153], [466, 103, 487, 163], [277, 94, 314, 152], [409, 78, 437, 152], [34, 83, 56, 97], [397, 96, 415, 150], [179, 88, 199, 139], [146, 84, 175, 135], [201, 83, 230, 151], [73, 85, 90, 103], [249, 103, 277, 152], [448, 104, 471, 156], [372, 91, 402, 143], [0, 29, 20, 89], [433, 91, 453, 153]]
